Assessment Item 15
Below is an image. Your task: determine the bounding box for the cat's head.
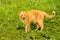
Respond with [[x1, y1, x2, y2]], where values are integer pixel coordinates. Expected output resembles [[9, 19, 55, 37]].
[[18, 11, 26, 20]]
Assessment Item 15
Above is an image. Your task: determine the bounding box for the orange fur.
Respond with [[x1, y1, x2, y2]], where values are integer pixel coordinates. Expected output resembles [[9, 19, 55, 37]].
[[18, 10, 55, 32]]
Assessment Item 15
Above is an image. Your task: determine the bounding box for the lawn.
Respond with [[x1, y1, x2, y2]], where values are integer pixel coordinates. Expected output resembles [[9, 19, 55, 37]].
[[0, 0, 60, 40]]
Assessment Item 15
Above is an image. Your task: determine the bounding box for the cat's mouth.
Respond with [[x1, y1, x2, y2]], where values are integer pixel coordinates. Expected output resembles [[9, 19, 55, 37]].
[[22, 17, 25, 20]]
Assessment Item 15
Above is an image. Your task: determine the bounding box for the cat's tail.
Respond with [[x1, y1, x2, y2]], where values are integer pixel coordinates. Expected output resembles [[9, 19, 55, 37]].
[[44, 11, 55, 19]]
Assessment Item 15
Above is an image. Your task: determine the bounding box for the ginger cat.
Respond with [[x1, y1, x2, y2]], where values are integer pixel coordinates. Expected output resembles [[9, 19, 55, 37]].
[[18, 10, 55, 32]]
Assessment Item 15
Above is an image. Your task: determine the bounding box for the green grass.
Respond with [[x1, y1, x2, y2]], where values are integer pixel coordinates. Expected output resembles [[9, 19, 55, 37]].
[[0, 0, 60, 40]]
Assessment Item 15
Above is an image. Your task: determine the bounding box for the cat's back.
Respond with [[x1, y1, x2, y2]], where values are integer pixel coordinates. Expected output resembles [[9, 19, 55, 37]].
[[28, 10, 43, 16]]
